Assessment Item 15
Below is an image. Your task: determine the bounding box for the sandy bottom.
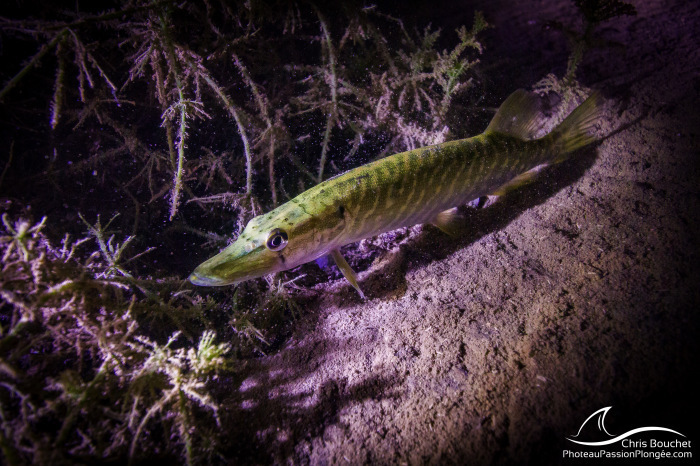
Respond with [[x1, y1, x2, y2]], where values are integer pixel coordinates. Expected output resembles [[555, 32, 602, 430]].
[[218, 1, 700, 463]]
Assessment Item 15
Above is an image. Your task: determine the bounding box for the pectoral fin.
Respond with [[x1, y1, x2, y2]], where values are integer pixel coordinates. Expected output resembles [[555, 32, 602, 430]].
[[315, 255, 331, 269], [330, 249, 366, 299], [432, 207, 465, 237]]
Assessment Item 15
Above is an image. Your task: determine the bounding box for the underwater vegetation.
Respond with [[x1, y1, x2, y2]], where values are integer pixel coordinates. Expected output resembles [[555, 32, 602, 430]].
[[534, 0, 636, 116], [0, 0, 488, 223], [0, 212, 231, 463], [0, 0, 636, 463]]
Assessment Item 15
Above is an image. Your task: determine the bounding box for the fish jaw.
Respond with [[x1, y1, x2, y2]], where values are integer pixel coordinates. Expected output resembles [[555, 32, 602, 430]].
[[188, 270, 230, 286], [188, 199, 338, 287], [188, 238, 281, 286]]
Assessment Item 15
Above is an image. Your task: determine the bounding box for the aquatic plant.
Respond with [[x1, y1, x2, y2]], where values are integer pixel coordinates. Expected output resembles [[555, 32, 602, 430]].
[[1, 1, 487, 228], [566, 0, 636, 83], [535, 0, 635, 113], [0, 213, 230, 464]]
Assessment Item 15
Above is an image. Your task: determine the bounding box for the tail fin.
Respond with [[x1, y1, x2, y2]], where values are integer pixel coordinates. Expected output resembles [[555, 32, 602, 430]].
[[549, 92, 601, 162]]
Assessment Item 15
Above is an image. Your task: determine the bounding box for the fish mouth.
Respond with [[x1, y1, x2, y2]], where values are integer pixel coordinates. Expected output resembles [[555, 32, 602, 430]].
[[188, 270, 234, 287], [188, 244, 269, 287]]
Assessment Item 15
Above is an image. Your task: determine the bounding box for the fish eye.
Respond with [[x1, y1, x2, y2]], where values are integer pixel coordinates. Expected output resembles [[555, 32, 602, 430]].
[[265, 228, 288, 251]]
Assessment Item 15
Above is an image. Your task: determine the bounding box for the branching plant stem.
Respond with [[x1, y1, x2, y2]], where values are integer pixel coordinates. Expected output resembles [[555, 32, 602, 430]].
[[158, 13, 189, 220], [0, 141, 13, 190], [315, 9, 338, 183], [0, 29, 67, 102], [50, 37, 67, 129], [233, 54, 278, 205], [150, 44, 177, 169], [195, 70, 254, 195]]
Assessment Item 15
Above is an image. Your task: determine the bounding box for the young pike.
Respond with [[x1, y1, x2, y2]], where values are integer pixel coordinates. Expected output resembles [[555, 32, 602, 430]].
[[189, 90, 600, 297]]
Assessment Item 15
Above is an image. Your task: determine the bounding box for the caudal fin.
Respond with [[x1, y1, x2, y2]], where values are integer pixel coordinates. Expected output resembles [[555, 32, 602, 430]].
[[549, 92, 601, 162]]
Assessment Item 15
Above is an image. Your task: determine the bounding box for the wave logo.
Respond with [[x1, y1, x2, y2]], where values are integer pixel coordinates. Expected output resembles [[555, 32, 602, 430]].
[[567, 406, 686, 446]]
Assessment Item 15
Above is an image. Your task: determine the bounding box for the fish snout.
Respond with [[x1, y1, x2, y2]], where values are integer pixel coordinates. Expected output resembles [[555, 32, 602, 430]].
[[188, 241, 265, 286]]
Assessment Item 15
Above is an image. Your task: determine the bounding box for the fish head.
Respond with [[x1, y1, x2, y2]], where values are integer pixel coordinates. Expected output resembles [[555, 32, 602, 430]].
[[188, 199, 344, 286]]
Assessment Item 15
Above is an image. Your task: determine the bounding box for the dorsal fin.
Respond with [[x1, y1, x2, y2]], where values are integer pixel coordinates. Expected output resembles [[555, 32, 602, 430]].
[[485, 89, 542, 140]]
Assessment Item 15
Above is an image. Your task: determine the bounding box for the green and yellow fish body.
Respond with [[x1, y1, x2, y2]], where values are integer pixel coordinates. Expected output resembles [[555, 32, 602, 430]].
[[189, 90, 599, 297]]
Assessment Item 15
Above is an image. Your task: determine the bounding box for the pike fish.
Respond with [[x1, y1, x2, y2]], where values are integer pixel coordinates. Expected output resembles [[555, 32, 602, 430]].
[[189, 90, 599, 297]]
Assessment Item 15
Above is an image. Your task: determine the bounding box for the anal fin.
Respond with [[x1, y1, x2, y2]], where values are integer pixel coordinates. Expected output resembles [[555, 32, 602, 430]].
[[330, 249, 366, 299], [490, 164, 548, 197]]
